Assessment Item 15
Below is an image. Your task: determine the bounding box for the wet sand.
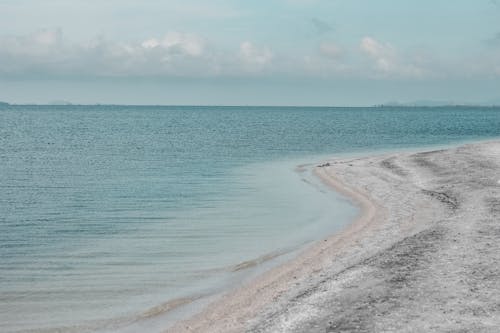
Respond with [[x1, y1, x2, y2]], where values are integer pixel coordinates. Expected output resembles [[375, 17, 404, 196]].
[[167, 140, 500, 332]]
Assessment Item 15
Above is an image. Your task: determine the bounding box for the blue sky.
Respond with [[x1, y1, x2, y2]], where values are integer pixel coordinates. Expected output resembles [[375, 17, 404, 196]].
[[1, 0, 500, 105]]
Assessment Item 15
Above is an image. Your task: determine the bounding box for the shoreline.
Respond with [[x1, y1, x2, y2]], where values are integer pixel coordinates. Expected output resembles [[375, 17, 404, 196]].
[[167, 139, 500, 332], [165, 153, 383, 333], [164, 153, 389, 332]]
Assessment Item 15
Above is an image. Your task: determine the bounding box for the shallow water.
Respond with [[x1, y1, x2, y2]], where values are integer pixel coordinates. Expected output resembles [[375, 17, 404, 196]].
[[1, 105, 500, 332]]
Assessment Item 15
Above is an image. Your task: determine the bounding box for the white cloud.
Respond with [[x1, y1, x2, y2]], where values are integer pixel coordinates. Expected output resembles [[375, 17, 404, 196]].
[[141, 38, 160, 49], [0, 29, 279, 77], [360, 37, 392, 59], [0, 28, 63, 57], [360, 37, 398, 73], [359, 36, 425, 78], [1, 29, 495, 80], [319, 41, 343, 59], [239, 41, 274, 66], [0, 29, 212, 77], [145, 32, 205, 57], [31, 28, 62, 47]]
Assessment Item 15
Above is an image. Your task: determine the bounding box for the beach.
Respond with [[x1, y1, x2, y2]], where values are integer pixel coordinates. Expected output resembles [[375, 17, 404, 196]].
[[168, 140, 500, 332], [4, 2, 500, 331], [5, 106, 500, 332]]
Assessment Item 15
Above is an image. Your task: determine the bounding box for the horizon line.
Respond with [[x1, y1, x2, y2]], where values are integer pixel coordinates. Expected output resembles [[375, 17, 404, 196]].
[[2, 102, 500, 108]]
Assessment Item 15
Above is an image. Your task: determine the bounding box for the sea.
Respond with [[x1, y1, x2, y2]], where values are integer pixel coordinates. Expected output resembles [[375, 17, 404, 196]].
[[1, 105, 500, 332]]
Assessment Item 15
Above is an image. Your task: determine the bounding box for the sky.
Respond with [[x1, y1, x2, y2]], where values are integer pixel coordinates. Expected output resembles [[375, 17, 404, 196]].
[[1, 0, 500, 106]]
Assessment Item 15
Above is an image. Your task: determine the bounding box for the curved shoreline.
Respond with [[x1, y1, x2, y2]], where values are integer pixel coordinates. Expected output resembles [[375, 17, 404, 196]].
[[166, 157, 384, 332], [168, 139, 500, 332]]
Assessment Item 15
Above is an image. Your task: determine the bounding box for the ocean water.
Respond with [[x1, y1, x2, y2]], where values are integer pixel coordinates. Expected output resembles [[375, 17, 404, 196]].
[[1, 105, 500, 332]]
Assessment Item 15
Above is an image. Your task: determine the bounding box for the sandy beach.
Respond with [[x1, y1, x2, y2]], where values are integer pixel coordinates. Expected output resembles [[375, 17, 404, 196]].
[[167, 140, 500, 332]]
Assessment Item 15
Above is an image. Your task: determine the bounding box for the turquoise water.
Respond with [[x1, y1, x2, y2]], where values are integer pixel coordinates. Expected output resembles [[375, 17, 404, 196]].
[[1, 105, 500, 332]]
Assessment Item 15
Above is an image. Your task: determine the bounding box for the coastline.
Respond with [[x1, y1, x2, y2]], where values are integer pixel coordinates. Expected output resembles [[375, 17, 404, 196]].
[[164, 151, 382, 333], [167, 139, 500, 332]]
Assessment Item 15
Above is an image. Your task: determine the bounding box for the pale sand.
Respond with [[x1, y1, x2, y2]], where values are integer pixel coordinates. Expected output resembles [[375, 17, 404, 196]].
[[167, 140, 500, 332]]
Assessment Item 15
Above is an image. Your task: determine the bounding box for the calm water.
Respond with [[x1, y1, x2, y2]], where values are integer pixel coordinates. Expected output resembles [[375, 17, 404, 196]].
[[1, 105, 500, 332]]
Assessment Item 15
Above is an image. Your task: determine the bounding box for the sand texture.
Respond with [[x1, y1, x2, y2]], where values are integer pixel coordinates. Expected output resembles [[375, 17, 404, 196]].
[[168, 141, 500, 332]]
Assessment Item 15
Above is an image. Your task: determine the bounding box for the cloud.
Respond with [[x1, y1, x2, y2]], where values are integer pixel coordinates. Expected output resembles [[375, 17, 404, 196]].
[[239, 41, 274, 67], [0, 28, 69, 75], [141, 32, 205, 57], [3, 29, 494, 80], [359, 36, 426, 78], [0, 29, 280, 77], [0, 28, 63, 55], [360, 37, 393, 59], [319, 41, 343, 59], [31, 28, 63, 47], [0, 29, 214, 77]]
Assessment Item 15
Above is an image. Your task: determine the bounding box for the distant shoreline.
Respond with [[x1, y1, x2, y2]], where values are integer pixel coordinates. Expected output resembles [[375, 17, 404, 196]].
[[2, 103, 500, 108], [168, 139, 500, 332]]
